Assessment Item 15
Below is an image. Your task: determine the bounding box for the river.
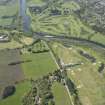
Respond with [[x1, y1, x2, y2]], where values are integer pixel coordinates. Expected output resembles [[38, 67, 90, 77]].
[[19, 0, 30, 32]]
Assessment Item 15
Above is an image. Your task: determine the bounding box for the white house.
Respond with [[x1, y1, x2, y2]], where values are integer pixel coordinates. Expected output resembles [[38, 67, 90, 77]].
[[0, 34, 9, 42]]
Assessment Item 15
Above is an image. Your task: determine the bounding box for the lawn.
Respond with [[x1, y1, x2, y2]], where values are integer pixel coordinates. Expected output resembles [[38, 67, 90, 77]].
[[0, 81, 31, 105], [52, 82, 71, 105], [21, 52, 57, 79]]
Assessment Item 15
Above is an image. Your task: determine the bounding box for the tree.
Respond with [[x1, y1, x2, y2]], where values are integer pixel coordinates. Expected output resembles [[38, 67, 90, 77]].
[[2, 86, 16, 99]]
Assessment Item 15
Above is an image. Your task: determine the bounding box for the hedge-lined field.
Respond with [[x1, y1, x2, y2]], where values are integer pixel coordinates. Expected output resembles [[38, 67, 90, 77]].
[[0, 0, 19, 26], [52, 82, 72, 105], [21, 52, 57, 79], [0, 81, 31, 105]]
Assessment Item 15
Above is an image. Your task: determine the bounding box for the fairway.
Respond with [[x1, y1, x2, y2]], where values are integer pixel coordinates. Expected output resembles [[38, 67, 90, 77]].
[[21, 52, 57, 79], [52, 82, 71, 105]]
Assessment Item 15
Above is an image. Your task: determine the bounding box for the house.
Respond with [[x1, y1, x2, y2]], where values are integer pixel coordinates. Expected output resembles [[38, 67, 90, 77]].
[[29, 6, 42, 14], [0, 34, 10, 42], [50, 9, 61, 15], [29, 3, 46, 14]]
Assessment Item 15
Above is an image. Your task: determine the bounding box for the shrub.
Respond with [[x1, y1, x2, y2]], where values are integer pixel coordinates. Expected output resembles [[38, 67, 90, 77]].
[[2, 85, 16, 99]]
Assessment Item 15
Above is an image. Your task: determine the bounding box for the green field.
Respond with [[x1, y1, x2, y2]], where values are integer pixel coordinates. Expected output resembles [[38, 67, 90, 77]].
[[28, 0, 105, 46], [0, 81, 31, 105], [0, 0, 105, 105], [0, 41, 58, 105], [67, 62, 105, 105], [0, 49, 24, 92], [27, 0, 43, 5], [51, 42, 105, 105], [0, 0, 19, 26], [21, 52, 57, 79], [51, 42, 86, 64], [52, 82, 71, 105], [0, 40, 22, 50]]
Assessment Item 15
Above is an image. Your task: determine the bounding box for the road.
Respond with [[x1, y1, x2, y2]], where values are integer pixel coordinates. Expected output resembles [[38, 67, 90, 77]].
[[45, 41, 75, 105]]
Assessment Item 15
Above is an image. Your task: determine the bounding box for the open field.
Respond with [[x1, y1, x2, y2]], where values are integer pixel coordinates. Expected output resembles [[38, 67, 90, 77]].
[[0, 0, 105, 104], [0, 0, 19, 26], [0, 40, 22, 50], [74, 45, 105, 63], [91, 33, 105, 45], [0, 49, 24, 88], [27, 0, 43, 5], [0, 33, 33, 50], [51, 42, 86, 64], [0, 81, 31, 105], [52, 82, 71, 105], [50, 42, 105, 105], [51, 41, 105, 65], [0, 40, 58, 104], [28, 0, 105, 46], [31, 14, 105, 45], [67, 62, 105, 105], [21, 52, 57, 79]]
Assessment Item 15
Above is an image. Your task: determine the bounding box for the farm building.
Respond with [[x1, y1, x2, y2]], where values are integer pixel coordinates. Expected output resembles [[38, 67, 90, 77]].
[[0, 34, 10, 42]]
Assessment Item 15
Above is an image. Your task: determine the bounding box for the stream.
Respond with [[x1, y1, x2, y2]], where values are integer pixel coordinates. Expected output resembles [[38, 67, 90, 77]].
[[19, 0, 30, 32]]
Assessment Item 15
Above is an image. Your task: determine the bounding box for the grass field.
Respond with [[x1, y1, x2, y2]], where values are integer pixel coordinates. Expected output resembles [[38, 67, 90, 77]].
[[0, 41, 58, 104], [0, 1, 105, 105], [0, 40, 22, 50], [67, 62, 105, 105], [52, 82, 71, 105], [51, 42, 105, 105], [0, 81, 31, 105], [0, 0, 19, 26], [28, 0, 105, 46], [51, 42, 86, 64], [21, 52, 57, 79], [74, 45, 105, 63], [91, 33, 105, 45], [0, 49, 24, 91], [27, 0, 43, 5]]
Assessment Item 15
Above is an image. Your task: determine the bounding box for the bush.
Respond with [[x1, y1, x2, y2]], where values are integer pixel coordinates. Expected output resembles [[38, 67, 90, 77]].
[[2, 85, 16, 99]]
